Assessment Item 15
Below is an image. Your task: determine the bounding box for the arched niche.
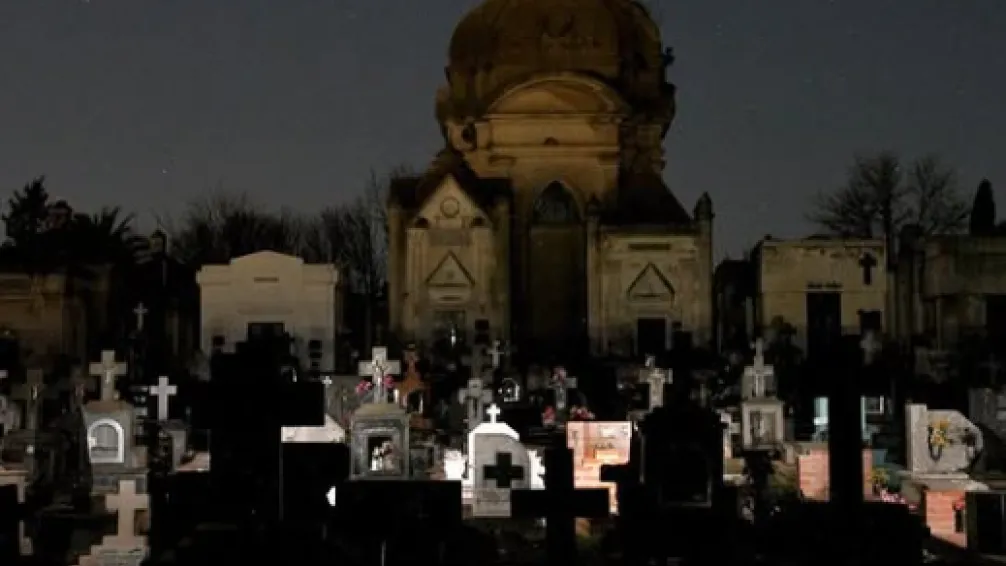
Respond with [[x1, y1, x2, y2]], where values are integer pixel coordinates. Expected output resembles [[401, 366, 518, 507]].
[[531, 182, 581, 225], [88, 418, 125, 465]]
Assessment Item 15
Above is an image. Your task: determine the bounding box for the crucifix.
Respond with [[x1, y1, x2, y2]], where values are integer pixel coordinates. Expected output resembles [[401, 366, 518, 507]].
[[638, 356, 672, 410], [104, 479, 150, 542], [133, 303, 148, 332], [150, 376, 178, 421], [860, 330, 881, 366], [744, 339, 774, 399], [551, 367, 577, 411], [12, 369, 45, 430], [459, 378, 494, 430], [980, 353, 1003, 387], [357, 346, 400, 404], [89, 350, 128, 402], [486, 340, 508, 370], [858, 253, 877, 285]]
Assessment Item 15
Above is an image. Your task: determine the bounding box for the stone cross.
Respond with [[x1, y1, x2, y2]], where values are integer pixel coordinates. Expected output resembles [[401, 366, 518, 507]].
[[487, 340, 507, 370], [551, 367, 577, 411], [859, 253, 877, 285], [860, 330, 881, 365], [459, 378, 493, 429], [357, 346, 400, 404], [150, 376, 177, 421], [13, 369, 45, 430], [133, 303, 148, 332], [90, 350, 128, 402], [980, 353, 1002, 386], [486, 403, 502, 424], [638, 358, 671, 410], [105, 479, 149, 541], [744, 339, 774, 398]]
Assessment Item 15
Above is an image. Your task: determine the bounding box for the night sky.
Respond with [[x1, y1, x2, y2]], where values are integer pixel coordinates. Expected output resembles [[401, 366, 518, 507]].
[[0, 0, 1003, 257]]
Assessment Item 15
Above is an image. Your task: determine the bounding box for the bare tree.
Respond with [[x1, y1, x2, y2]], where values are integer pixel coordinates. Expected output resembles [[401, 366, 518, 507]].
[[162, 190, 309, 266], [808, 152, 968, 240]]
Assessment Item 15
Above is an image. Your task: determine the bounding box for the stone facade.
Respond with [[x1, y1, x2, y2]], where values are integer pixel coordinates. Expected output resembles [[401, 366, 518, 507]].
[[387, 0, 713, 358], [752, 238, 887, 355], [896, 232, 1006, 349], [196, 251, 342, 370]]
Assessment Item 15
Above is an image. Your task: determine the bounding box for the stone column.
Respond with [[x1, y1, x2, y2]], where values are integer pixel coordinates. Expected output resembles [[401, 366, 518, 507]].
[[693, 194, 715, 348]]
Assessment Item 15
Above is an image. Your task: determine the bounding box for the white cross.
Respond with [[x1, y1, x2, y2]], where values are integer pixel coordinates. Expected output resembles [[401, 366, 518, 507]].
[[745, 338, 774, 398], [486, 403, 502, 424], [860, 330, 881, 365], [150, 376, 177, 421], [105, 479, 149, 542], [645, 367, 671, 410], [357, 347, 401, 403], [89, 350, 128, 402], [133, 303, 148, 332]]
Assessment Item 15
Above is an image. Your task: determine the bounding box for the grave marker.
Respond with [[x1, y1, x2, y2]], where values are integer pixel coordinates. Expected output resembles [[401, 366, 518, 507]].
[[470, 403, 532, 517], [551, 367, 577, 411], [12, 369, 44, 430], [357, 346, 400, 404], [149, 376, 177, 422], [105, 479, 149, 542], [90, 350, 128, 402], [638, 358, 671, 410], [133, 303, 148, 333], [742, 339, 774, 399], [458, 378, 493, 431]]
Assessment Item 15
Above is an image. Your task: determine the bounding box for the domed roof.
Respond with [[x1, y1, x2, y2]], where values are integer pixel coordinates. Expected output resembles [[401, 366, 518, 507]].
[[441, 0, 672, 120]]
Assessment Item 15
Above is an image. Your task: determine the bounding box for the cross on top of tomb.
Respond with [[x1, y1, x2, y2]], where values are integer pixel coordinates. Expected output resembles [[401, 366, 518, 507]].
[[551, 367, 578, 411], [90, 350, 128, 402], [105, 479, 149, 542], [150, 376, 177, 421], [357, 346, 401, 403], [860, 330, 882, 365], [486, 403, 502, 424], [745, 338, 774, 398], [26, 368, 44, 400], [859, 253, 877, 285], [133, 303, 148, 332], [460, 378, 495, 429]]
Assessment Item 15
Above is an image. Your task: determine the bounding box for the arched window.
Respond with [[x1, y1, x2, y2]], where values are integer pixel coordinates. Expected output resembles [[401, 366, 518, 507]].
[[532, 182, 580, 224], [88, 418, 125, 465]]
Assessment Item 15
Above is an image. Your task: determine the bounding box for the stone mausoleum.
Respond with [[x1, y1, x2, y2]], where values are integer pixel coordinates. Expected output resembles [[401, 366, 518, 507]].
[[387, 0, 714, 360]]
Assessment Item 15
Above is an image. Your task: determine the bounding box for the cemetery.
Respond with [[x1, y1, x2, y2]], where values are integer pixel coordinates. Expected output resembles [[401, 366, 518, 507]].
[[1, 1, 1006, 565]]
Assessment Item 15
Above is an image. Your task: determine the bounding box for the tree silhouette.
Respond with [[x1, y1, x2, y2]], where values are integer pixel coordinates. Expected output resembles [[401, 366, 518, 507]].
[[808, 152, 968, 240], [969, 179, 996, 236]]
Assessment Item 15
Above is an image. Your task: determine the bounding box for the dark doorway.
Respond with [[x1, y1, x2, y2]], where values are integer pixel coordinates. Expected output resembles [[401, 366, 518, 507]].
[[806, 292, 842, 359], [636, 318, 667, 357]]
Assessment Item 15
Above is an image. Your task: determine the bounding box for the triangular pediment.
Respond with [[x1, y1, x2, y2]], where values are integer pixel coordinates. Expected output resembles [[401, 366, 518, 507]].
[[416, 174, 489, 225], [626, 263, 674, 301], [425, 252, 474, 289]]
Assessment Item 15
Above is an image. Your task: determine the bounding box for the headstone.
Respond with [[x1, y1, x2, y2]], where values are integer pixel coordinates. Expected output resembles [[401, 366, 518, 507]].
[[357, 346, 401, 404], [566, 421, 631, 513], [551, 367, 577, 411], [501, 377, 522, 403], [638, 358, 671, 411], [741, 339, 775, 399], [90, 350, 128, 402], [72, 479, 150, 566], [906, 403, 984, 475], [11, 369, 44, 431], [349, 372, 410, 480], [458, 378, 493, 431], [487, 340, 507, 370], [148, 376, 177, 422], [469, 404, 532, 517], [133, 303, 148, 333], [82, 351, 141, 492]]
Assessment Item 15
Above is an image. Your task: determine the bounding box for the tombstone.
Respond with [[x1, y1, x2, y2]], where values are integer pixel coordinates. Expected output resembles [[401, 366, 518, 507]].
[[397, 350, 431, 430], [469, 404, 532, 517], [72, 479, 150, 566], [740, 398, 785, 450], [458, 378, 493, 432], [82, 351, 143, 493], [133, 303, 148, 333], [500, 377, 522, 404], [148, 376, 177, 422], [349, 350, 410, 479], [741, 339, 776, 399], [511, 444, 609, 566], [357, 346, 401, 403], [11, 369, 44, 431], [551, 367, 578, 412], [638, 357, 671, 411], [566, 421, 632, 513], [905, 403, 984, 475]]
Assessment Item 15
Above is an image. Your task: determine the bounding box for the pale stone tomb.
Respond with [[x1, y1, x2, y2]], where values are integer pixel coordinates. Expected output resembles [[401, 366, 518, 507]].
[[905, 403, 984, 475], [469, 404, 532, 518], [349, 349, 409, 480], [197, 251, 342, 371]]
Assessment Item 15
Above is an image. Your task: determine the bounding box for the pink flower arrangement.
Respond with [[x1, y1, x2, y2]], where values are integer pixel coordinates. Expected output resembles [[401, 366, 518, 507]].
[[570, 406, 595, 421], [542, 406, 556, 425], [877, 488, 918, 511], [355, 380, 373, 395]]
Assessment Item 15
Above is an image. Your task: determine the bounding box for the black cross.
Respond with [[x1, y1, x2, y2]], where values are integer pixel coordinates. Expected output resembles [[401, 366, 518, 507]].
[[483, 452, 524, 488], [512, 446, 609, 566], [859, 253, 877, 285]]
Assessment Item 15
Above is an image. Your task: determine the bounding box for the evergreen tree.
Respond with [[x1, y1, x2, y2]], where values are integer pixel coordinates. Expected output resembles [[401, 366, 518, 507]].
[[2, 176, 50, 245], [969, 179, 996, 236]]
